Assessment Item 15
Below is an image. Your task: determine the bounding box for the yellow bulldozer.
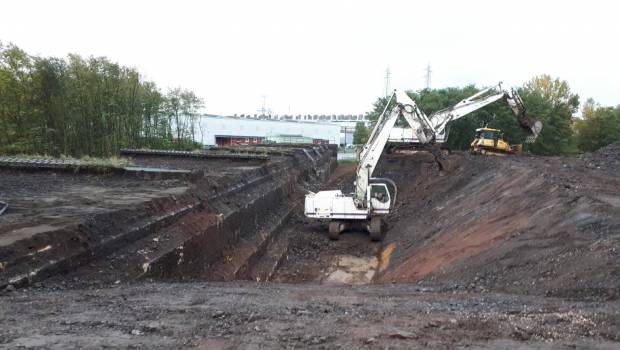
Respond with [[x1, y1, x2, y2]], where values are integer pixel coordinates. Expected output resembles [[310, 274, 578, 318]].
[[470, 127, 522, 155]]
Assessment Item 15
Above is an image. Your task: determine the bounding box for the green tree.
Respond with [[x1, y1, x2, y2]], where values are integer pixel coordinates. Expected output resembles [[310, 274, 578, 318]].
[[353, 121, 369, 145], [0, 43, 36, 153], [520, 75, 579, 155], [164, 88, 204, 148], [574, 99, 620, 152], [364, 76, 581, 155], [365, 96, 394, 128], [0, 42, 205, 157], [31, 57, 67, 156]]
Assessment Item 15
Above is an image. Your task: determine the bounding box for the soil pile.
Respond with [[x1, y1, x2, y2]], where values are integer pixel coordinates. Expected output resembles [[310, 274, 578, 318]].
[[376, 150, 620, 301], [580, 141, 620, 174]]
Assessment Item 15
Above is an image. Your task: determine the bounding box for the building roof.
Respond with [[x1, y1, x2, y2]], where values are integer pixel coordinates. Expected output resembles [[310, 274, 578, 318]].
[[202, 114, 339, 128]]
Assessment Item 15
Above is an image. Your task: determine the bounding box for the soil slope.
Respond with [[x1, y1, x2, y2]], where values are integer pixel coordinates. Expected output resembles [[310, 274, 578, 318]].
[[377, 144, 620, 301]]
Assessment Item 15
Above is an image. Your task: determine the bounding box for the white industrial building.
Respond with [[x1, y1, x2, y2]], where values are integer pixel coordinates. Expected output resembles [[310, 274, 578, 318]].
[[230, 113, 371, 145], [195, 114, 341, 146]]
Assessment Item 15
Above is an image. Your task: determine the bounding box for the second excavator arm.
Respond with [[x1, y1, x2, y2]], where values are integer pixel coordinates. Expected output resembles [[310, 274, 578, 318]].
[[425, 82, 542, 143]]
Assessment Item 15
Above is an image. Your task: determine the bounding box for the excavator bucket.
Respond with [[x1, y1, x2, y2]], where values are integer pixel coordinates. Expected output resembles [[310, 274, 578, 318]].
[[510, 89, 543, 143], [525, 124, 542, 143], [520, 117, 543, 143], [510, 144, 523, 153], [436, 156, 462, 172], [431, 146, 461, 172]]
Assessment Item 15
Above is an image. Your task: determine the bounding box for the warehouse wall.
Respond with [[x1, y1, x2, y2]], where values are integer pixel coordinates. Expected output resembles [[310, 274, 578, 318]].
[[195, 115, 341, 145]]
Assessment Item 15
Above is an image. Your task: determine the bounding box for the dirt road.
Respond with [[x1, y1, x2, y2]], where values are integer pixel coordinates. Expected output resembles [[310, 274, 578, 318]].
[[1, 282, 619, 349]]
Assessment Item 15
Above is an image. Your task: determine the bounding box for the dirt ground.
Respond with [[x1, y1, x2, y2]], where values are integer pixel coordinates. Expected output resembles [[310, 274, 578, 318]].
[[271, 144, 620, 302], [376, 145, 620, 301], [270, 163, 384, 285], [0, 170, 187, 237], [1, 144, 620, 349], [2, 282, 619, 349], [126, 154, 267, 172]]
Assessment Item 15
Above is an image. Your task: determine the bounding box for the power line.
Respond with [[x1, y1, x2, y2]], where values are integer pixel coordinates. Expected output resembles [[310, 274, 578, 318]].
[[424, 63, 432, 90], [384, 66, 391, 97], [256, 94, 267, 116]]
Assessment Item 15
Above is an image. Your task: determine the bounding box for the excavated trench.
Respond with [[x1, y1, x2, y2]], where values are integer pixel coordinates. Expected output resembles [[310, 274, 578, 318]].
[[0, 146, 337, 288], [2, 143, 620, 301], [244, 145, 620, 299], [3, 144, 620, 350]]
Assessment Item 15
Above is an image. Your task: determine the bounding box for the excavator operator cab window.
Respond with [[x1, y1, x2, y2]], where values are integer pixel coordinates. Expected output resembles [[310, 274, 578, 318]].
[[475, 130, 497, 140], [370, 184, 389, 203]]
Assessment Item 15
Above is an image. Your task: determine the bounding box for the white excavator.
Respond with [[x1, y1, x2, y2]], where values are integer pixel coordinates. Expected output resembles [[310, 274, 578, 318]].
[[305, 83, 542, 241], [388, 82, 542, 147]]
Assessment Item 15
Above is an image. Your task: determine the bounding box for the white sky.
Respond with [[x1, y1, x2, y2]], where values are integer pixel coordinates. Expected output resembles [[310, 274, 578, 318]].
[[2, 0, 619, 115]]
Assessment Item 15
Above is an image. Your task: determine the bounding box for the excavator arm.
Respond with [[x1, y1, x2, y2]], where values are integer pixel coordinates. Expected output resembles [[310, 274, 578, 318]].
[[427, 82, 542, 143], [305, 83, 542, 241], [354, 91, 425, 207], [352, 83, 542, 208]]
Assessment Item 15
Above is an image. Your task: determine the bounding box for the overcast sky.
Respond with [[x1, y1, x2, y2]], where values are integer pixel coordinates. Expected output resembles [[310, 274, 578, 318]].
[[2, 0, 618, 115]]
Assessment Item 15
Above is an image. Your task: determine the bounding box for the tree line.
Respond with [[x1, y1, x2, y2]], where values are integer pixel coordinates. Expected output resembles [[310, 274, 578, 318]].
[[361, 75, 620, 155], [0, 42, 203, 157]]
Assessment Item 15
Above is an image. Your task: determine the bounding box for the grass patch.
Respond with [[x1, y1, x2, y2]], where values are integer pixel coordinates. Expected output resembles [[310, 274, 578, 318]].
[[337, 157, 358, 164], [78, 156, 134, 167]]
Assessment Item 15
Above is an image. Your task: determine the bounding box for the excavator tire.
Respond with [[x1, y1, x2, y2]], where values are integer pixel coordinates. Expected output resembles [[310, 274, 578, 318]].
[[369, 217, 383, 241], [328, 221, 341, 241]]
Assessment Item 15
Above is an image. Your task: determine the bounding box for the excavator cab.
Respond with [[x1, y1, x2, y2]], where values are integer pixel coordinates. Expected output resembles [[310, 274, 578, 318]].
[[368, 184, 390, 213], [474, 129, 500, 140]]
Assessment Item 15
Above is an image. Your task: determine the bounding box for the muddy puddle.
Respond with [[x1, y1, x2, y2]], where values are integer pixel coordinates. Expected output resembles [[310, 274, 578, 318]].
[[322, 255, 378, 284]]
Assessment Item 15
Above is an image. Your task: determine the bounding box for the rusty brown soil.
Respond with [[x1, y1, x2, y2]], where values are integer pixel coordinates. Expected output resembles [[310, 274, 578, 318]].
[[373, 145, 620, 302]]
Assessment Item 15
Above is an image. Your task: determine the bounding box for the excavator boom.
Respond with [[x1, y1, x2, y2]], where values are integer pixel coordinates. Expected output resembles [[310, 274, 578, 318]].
[[355, 91, 427, 206], [504, 87, 543, 143], [390, 82, 542, 145]]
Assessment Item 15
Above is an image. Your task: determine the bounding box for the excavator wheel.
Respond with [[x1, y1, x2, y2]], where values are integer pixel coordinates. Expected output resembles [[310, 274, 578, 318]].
[[328, 221, 342, 240], [369, 217, 383, 241]]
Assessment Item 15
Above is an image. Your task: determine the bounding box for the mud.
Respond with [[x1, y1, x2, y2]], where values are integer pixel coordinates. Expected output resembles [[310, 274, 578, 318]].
[[265, 163, 383, 284]]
